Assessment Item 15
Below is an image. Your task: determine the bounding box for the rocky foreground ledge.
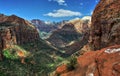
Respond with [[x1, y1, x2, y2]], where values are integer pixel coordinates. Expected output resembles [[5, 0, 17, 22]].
[[55, 45, 120, 76]]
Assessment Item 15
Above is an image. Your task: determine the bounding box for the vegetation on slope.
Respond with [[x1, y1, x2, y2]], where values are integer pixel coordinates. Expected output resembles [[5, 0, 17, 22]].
[[0, 40, 65, 76]]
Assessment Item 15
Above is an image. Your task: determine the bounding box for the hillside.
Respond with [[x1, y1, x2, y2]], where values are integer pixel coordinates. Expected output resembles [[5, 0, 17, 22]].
[[0, 14, 64, 76]]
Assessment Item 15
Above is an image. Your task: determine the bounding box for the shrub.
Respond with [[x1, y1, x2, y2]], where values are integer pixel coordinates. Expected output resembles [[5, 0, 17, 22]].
[[3, 49, 18, 59], [67, 57, 77, 71]]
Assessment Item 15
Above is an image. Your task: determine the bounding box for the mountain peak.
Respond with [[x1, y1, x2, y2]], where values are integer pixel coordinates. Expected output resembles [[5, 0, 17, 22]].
[[81, 16, 91, 21]]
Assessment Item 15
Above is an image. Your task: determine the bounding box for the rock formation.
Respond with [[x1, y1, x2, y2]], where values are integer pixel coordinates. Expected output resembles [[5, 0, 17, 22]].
[[55, 45, 120, 76], [90, 0, 120, 50], [47, 17, 91, 55], [47, 17, 90, 47], [47, 23, 82, 48], [55, 0, 120, 75], [0, 14, 39, 60]]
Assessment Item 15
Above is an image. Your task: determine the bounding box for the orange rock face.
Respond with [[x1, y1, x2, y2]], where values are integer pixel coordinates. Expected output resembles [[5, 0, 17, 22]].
[[90, 0, 120, 50], [56, 64, 68, 74], [17, 51, 25, 57], [56, 45, 120, 76]]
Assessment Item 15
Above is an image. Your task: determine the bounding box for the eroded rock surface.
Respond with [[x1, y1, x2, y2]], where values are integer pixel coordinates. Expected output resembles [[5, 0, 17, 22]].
[[90, 0, 120, 50], [0, 14, 40, 60], [56, 45, 120, 76]]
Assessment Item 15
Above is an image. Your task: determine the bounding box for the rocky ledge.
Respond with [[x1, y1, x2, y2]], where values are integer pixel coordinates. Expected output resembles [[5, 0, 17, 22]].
[[55, 45, 120, 76]]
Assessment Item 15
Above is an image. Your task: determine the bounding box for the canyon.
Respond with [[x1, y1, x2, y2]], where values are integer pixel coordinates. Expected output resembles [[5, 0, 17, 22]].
[[0, 0, 120, 76], [55, 0, 120, 76]]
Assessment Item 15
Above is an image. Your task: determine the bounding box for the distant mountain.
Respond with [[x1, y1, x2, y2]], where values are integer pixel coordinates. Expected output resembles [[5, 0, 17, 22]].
[[31, 19, 68, 39], [67, 16, 91, 33], [47, 23, 82, 48], [31, 19, 58, 33], [47, 16, 91, 55]]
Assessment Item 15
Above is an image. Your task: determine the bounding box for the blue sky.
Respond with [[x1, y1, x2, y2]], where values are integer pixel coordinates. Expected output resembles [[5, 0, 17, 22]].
[[0, 0, 99, 22]]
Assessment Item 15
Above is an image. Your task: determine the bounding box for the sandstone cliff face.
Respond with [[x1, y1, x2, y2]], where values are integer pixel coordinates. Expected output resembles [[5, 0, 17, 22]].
[[90, 0, 120, 50], [0, 14, 40, 59], [56, 45, 120, 76], [67, 17, 91, 34]]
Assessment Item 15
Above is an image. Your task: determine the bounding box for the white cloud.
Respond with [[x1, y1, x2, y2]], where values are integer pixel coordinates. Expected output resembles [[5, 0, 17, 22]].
[[48, 0, 67, 6], [44, 9, 82, 17]]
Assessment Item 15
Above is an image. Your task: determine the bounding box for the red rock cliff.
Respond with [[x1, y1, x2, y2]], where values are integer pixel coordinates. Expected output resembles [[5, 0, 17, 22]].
[[0, 14, 40, 60], [90, 0, 120, 50], [56, 45, 120, 76]]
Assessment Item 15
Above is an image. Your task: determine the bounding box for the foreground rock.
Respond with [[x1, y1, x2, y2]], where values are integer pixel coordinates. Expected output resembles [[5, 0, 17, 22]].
[[90, 0, 120, 50], [55, 45, 120, 76]]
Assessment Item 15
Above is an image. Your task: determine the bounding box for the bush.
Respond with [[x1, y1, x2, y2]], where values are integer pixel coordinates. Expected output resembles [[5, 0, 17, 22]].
[[3, 49, 18, 59], [67, 57, 77, 71]]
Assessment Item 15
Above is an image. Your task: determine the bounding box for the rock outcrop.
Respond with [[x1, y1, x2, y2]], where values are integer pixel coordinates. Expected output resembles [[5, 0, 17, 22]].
[[55, 45, 120, 76], [0, 14, 39, 60], [90, 0, 120, 50]]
